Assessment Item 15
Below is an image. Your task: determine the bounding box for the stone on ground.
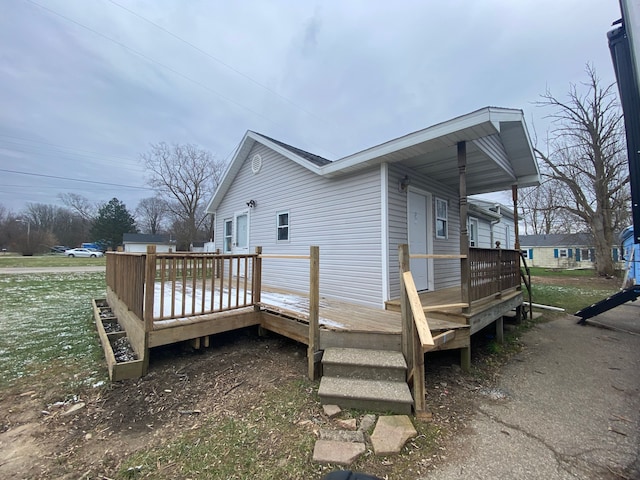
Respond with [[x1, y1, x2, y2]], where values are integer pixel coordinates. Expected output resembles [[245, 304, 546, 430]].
[[313, 440, 366, 465], [370, 415, 417, 455], [323, 404, 342, 417], [336, 418, 357, 430]]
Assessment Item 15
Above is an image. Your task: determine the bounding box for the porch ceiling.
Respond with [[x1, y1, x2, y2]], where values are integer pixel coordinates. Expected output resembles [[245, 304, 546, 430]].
[[323, 107, 540, 195]]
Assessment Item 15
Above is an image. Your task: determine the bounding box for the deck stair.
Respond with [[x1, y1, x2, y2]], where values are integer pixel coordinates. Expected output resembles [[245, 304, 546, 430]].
[[318, 347, 413, 415]]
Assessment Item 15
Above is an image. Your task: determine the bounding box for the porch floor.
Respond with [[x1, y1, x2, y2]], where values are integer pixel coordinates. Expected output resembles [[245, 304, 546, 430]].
[[385, 286, 523, 334]]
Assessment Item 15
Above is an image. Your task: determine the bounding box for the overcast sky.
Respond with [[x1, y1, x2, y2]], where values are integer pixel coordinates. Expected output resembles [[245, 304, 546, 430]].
[[0, 0, 625, 215]]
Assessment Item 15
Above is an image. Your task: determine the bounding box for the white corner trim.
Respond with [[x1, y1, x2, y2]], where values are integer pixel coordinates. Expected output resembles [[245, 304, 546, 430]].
[[381, 163, 389, 304]]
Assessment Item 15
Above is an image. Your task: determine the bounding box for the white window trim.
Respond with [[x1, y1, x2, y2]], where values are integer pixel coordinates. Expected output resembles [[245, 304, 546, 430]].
[[276, 210, 290, 243], [223, 218, 233, 253], [559, 248, 568, 258], [435, 197, 448, 239], [468, 217, 478, 247]]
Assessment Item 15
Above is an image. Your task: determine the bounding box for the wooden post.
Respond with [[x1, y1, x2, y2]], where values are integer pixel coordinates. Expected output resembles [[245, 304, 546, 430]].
[[512, 185, 520, 251], [458, 142, 472, 372], [142, 245, 157, 374], [399, 244, 413, 371], [458, 141, 470, 313], [253, 246, 262, 310], [399, 244, 426, 414], [308, 246, 320, 380]]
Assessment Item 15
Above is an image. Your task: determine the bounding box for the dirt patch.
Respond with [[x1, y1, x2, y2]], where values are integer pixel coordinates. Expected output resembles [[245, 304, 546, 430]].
[[0, 329, 310, 478], [0, 327, 505, 479]]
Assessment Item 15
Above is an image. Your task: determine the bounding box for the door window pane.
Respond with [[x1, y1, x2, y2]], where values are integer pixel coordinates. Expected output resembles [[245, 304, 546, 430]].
[[236, 214, 248, 248]]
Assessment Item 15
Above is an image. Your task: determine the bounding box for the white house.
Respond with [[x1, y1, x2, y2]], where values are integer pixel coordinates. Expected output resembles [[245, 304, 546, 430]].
[[206, 107, 540, 308], [467, 197, 516, 249], [122, 233, 175, 253]]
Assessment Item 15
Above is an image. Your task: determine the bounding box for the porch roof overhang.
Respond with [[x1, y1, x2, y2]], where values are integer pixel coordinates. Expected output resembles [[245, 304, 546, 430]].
[[321, 107, 540, 195], [206, 107, 540, 213]]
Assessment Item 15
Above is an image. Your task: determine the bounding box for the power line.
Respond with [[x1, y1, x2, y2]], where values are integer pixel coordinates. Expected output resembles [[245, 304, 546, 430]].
[[23, 0, 338, 159], [105, 0, 328, 127], [0, 134, 142, 164], [0, 168, 154, 190]]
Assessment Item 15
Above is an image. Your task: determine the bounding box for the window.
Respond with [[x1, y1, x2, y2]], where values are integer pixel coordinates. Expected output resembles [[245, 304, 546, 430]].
[[505, 225, 511, 249], [435, 198, 448, 239], [223, 219, 233, 253], [277, 211, 289, 242], [468, 218, 478, 247], [581, 249, 591, 261], [559, 248, 568, 258]]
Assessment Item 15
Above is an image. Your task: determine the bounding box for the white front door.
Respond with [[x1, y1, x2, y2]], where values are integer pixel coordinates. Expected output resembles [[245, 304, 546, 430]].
[[408, 190, 431, 291], [233, 210, 249, 254]]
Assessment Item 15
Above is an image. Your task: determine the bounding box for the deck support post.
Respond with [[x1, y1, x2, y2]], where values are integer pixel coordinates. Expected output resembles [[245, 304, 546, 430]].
[[253, 247, 262, 310], [458, 141, 471, 314], [496, 316, 504, 344], [399, 244, 426, 415], [142, 245, 157, 375], [308, 246, 320, 380]]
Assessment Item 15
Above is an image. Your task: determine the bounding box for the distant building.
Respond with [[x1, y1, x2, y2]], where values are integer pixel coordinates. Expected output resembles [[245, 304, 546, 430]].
[[122, 233, 175, 253], [519, 233, 621, 269]]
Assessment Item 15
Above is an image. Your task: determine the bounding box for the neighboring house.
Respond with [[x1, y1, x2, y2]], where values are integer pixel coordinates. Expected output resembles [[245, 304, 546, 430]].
[[467, 198, 516, 249], [190, 241, 216, 252], [620, 226, 639, 284], [519, 233, 621, 269], [122, 233, 175, 253], [206, 106, 540, 308]]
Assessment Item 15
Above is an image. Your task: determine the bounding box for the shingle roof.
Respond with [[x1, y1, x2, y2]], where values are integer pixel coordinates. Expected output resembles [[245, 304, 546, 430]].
[[123, 233, 173, 244], [254, 133, 332, 167], [519, 233, 594, 247]]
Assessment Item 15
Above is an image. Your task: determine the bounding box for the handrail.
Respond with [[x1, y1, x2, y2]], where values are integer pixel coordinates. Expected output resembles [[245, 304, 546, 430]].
[[402, 271, 434, 348]]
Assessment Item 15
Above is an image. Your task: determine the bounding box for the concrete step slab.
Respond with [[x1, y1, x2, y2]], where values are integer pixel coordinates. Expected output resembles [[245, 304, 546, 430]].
[[318, 377, 413, 415], [322, 348, 407, 382]]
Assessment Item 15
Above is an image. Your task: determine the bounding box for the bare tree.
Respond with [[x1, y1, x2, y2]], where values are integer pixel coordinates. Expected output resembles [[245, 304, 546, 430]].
[[534, 65, 630, 276], [58, 193, 96, 222], [135, 196, 168, 235], [141, 143, 225, 247]]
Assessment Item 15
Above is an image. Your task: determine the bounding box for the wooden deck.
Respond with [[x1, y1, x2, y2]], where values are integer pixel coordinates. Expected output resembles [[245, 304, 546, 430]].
[[385, 285, 523, 334], [256, 285, 470, 353]]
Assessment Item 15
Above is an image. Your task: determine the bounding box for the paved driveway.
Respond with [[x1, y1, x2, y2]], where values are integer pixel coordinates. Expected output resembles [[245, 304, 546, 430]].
[[426, 304, 640, 479]]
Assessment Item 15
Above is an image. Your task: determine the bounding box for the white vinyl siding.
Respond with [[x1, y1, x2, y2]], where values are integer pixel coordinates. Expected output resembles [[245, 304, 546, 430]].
[[387, 165, 461, 300], [215, 143, 383, 307]]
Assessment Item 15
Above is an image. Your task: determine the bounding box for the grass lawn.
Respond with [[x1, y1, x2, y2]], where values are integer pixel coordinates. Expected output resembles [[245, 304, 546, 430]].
[[0, 272, 107, 391], [0, 265, 624, 478], [0, 254, 106, 268]]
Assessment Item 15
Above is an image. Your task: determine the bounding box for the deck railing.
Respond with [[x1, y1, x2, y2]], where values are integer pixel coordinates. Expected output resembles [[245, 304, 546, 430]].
[[106, 248, 259, 328], [468, 247, 521, 302], [106, 251, 145, 319]]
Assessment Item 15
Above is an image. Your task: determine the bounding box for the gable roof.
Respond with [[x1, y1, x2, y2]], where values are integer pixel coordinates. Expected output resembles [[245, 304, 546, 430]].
[[254, 133, 332, 167], [519, 233, 595, 248], [207, 106, 540, 213], [123, 233, 173, 244]]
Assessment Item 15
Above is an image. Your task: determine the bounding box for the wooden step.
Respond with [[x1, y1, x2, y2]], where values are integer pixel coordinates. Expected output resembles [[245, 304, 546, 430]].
[[318, 377, 413, 415], [322, 347, 406, 382]]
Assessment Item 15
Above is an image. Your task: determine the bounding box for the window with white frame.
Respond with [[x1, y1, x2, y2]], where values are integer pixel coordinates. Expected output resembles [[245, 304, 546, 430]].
[[468, 218, 478, 247], [223, 219, 233, 253], [559, 248, 568, 258], [277, 211, 289, 242], [436, 198, 448, 239], [505, 225, 511, 249]]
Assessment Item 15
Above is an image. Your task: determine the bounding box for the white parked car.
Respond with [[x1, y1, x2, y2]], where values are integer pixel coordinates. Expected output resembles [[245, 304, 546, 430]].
[[64, 248, 104, 258]]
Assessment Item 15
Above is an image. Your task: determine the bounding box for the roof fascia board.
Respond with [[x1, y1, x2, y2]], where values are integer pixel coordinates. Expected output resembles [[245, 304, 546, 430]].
[[320, 107, 523, 176], [252, 133, 324, 175], [206, 131, 256, 213]]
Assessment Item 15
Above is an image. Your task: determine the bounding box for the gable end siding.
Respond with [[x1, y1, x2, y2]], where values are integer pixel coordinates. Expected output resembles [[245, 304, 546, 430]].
[[215, 143, 384, 307]]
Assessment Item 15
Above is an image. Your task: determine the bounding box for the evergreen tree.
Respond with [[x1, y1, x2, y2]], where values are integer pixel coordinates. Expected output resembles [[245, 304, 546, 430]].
[[91, 198, 137, 250]]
